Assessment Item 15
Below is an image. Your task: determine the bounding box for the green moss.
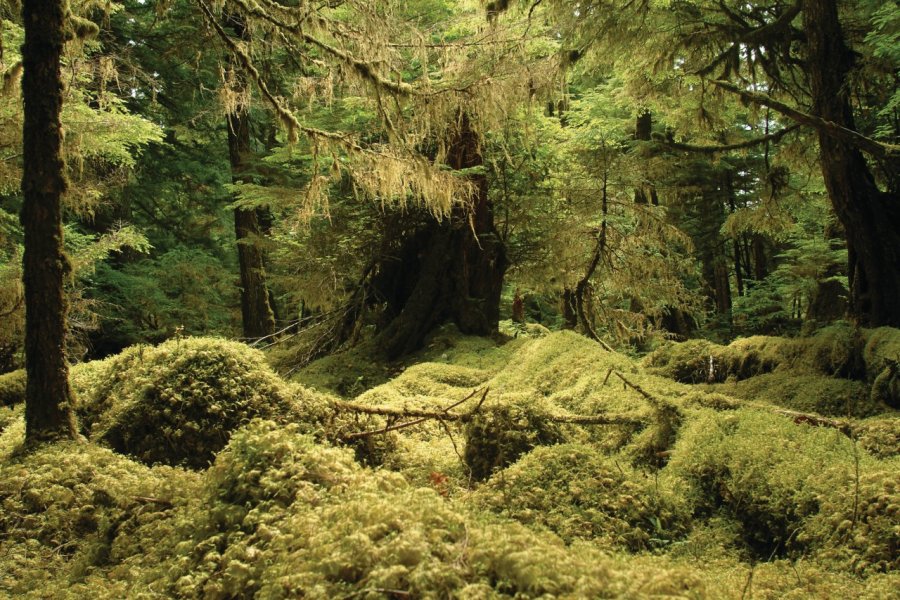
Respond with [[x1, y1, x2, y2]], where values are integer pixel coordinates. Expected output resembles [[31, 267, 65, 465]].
[[862, 327, 900, 381], [0, 440, 199, 596], [870, 362, 899, 409], [714, 373, 877, 417], [73, 337, 331, 468], [474, 443, 691, 550], [852, 416, 900, 459], [0, 368, 25, 406], [464, 401, 566, 481], [645, 324, 864, 384], [666, 408, 899, 572]]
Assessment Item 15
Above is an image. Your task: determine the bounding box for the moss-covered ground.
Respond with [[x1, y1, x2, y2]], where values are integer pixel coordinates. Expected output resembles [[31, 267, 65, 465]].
[[0, 327, 897, 598]]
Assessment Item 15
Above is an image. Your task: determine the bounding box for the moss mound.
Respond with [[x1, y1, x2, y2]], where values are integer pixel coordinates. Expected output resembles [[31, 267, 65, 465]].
[[4, 329, 897, 597], [862, 327, 900, 380], [853, 416, 900, 459], [475, 443, 691, 550], [72, 337, 329, 468], [92, 421, 714, 599], [0, 437, 199, 596], [0, 368, 25, 406], [464, 401, 566, 481], [645, 325, 864, 384], [715, 373, 877, 417], [666, 408, 899, 572]]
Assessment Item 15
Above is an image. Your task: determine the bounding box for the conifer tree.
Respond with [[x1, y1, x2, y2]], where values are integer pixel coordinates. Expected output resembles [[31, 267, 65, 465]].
[[20, 0, 77, 441]]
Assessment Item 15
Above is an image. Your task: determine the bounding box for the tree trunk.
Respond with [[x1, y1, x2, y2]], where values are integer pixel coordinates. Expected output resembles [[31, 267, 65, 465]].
[[633, 111, 659, 205], [225, 11, 276, 339], [803, 0, 900, 326], [375, 115, 507, 359], [21, 0, 77, 442]]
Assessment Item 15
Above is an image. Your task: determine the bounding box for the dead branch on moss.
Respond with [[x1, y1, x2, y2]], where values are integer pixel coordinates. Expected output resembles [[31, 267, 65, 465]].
[[335, 386, 643, 440], [339, 387, 488, 440], [687, 392, 853, 436]]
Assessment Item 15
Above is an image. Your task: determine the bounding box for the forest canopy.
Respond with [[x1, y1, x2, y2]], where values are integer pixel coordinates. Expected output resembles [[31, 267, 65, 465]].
[[0, 0, 898, 598]]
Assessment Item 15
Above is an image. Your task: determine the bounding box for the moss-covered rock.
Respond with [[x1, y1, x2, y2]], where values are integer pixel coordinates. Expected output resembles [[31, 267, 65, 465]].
[[474, 443, 691, 550], [73, 337, 330, 468], [0, 368, 25, 406]]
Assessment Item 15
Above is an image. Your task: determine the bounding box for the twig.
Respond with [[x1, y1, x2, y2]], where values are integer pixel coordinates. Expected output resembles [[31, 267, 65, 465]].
[[132, 496, 174, 508], [613, 371, 660, 406], [602, 367, 614, 386]]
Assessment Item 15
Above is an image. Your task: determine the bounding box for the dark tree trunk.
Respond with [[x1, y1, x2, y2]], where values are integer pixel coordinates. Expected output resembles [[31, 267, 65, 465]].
[[724, 171, 744, 296], [803, 0, 900, 326], [375, 115, 507, 359], [21, 0, 77, 442], [633, 111, 659, 206], [225, 11, 275, 339], [750, 234, 769, 281]]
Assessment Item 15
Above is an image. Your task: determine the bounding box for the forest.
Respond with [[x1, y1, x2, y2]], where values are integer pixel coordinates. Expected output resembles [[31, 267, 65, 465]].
[[0, 0, 898, 597]]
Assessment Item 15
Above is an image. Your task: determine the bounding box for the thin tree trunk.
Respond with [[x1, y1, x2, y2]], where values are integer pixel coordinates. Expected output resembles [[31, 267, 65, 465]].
[[225, 10, 275, 339], [21, 0, 77, 442], [803, 0, 900, 326], [575, 172, 607, 341]]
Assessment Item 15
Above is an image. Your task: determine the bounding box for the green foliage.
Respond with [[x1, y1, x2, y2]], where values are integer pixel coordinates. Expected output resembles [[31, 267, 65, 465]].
[[72, 337, 330, 468], [475, 443, 691, 550], [88, 247, 240, 350]]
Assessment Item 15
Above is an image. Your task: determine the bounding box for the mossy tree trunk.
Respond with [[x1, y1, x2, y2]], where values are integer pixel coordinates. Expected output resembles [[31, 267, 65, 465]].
[[374, 114, 507, 359], [20, 0, 77, 442], [803, 0, 900, 327], [225, 10, 276, 340]]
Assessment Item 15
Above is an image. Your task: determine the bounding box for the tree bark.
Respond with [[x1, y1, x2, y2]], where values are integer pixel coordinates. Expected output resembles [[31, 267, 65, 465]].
[[803, 0, 900, 326], [633, 111, 659, 205], [225, 11, 276, 339], [375, 114, 507, 359], [21, 0, 77, 442]]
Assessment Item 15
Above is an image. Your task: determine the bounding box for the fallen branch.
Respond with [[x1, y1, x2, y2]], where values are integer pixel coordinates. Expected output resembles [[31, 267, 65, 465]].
[[687, 392, 853, 436], [334, 386, 643, 438], [340, 388, 488, 440]]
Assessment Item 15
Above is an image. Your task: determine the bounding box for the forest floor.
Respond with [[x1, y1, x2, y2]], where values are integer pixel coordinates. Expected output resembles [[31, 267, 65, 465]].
[[0, 323, 898, 598]]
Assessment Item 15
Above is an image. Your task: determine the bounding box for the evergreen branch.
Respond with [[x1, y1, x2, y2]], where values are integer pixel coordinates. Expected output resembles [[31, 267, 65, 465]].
[[662, 123, 801, 154], [709, 79, 900, 160]]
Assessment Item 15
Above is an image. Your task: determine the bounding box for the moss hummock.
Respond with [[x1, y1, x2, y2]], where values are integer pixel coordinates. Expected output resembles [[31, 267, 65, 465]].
[[72, 337, 330, 468]]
